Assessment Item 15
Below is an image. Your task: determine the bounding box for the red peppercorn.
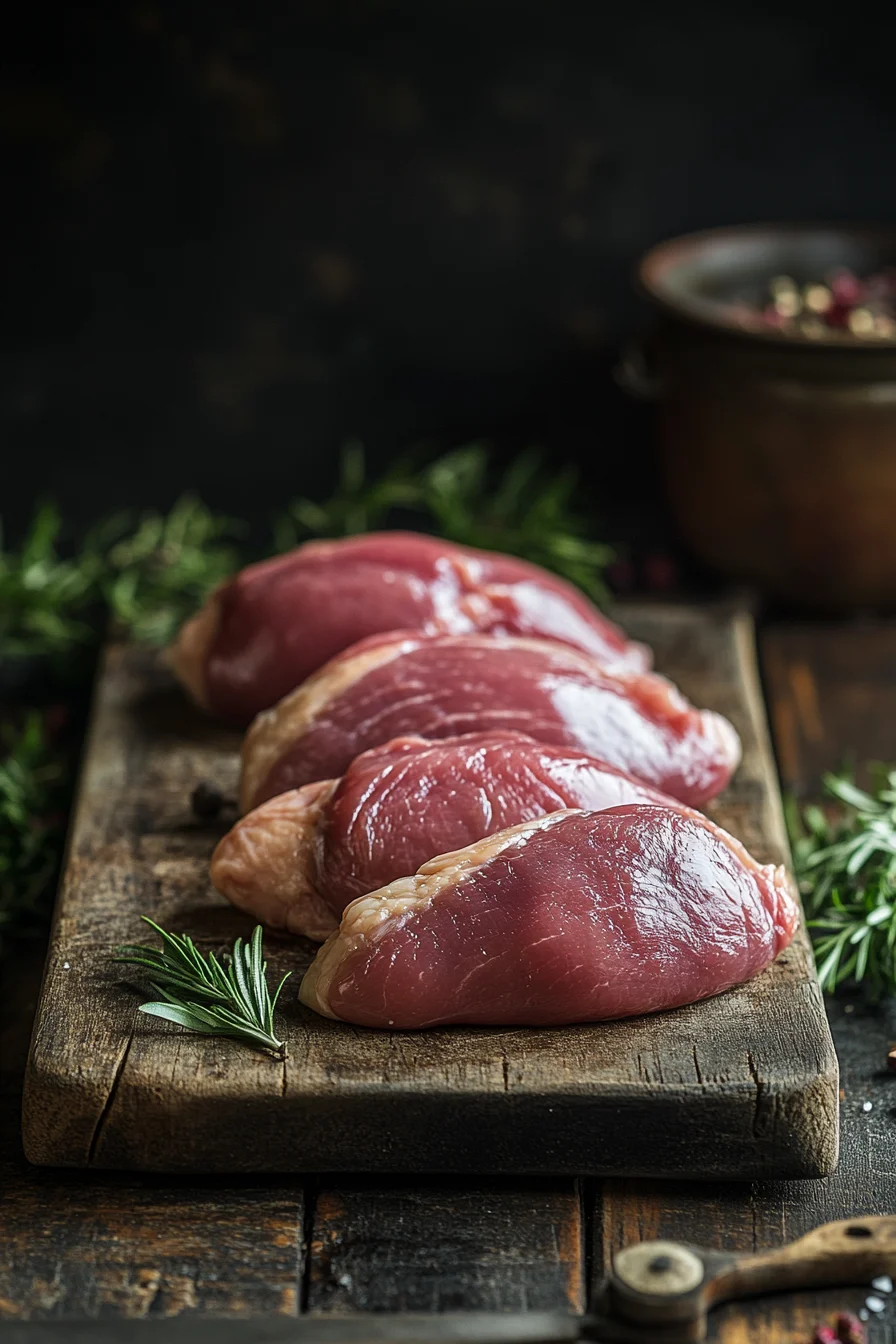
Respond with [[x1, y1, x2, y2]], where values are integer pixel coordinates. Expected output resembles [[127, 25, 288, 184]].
[[811, 1325, 838, 1344], [835, 1310, 866, 1344]]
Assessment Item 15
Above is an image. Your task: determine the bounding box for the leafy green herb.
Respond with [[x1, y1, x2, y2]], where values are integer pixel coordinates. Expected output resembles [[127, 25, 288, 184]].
[[96, 495, 243, 645], [0, 713, 70, 954], [413, 445, 615, 605], [788, 766, 896, 996], [0, 504, 101, 658], [274, 439, 420, 549], [276, 441, 615, 605], [115, 918, 291, 1057]]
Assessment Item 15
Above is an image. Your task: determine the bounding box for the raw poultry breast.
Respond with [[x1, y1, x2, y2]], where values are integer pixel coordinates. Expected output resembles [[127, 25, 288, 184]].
[[239, 633, 741, 811], [300, 806, 799, 1029], [169, 531, 649, 721], [211, 731, 679, 940]]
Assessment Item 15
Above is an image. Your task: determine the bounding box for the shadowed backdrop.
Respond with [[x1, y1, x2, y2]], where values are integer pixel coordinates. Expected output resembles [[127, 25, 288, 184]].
[[5, 0, 896, 553]]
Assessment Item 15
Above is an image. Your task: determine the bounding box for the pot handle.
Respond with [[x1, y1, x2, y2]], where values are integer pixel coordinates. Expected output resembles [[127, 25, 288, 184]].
[[614, 340, 665, 401]]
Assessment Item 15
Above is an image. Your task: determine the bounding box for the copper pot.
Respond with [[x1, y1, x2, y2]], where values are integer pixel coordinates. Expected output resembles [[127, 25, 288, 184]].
[[634, 224, 896, 611]]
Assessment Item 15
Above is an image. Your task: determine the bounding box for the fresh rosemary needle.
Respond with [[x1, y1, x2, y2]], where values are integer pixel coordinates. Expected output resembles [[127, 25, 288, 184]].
[[788, 766, 896, 997], [115, 918, 291, 1058]]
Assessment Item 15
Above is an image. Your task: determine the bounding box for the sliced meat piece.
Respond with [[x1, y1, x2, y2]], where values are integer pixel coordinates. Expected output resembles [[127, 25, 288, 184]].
[[300, 806, 799, 1028], [239, 633, 741, 811], [169, 531, 648, 721], [212, 731, 679, 939]]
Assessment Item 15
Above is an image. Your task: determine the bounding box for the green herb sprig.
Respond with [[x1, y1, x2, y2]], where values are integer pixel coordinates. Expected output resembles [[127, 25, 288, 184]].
[[788, 766, 896, 996], [413, 445, 615, 605], [0, 713, 70, 955], [94, 495, 243, 645], [276, 441, 615, 606], [115, 918, 291, 1058], [0, 503, 102, 659]]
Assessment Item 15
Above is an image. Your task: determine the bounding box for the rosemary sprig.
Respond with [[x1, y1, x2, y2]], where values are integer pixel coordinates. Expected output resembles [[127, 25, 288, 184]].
[[0, 712, 70, 955], [788, 766, 896, 996], [414, 444, 615, 605], [274, 439, 420, 548], [115, 918, 291, 1058], [276, 441, 615, 605], [89, 495, 243, 645], [0, 503, 101, 658]]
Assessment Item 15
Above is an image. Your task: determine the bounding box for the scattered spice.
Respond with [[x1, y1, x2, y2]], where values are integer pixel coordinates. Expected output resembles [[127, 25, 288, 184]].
[[836, 1312, 867, 1344], [191, 780, 226, 821], [811, 1325, 837, 1344], [810, 1309, 868, 1343], [737, 268, 896, 341]]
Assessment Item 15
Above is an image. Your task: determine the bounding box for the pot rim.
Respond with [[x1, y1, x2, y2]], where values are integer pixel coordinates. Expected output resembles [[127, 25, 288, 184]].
[[638, 222, 896, 351]]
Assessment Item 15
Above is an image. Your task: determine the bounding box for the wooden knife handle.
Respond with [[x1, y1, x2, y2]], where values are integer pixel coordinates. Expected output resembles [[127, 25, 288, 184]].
[[707, 1214, 896, 1309]]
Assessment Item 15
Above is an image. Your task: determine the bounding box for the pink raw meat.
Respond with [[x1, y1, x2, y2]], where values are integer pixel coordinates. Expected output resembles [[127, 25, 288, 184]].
[[300, 806, 799, 1028], [212, 731, 678, 939], [169, 532, 648, 721], [239, 633, 741, 811]]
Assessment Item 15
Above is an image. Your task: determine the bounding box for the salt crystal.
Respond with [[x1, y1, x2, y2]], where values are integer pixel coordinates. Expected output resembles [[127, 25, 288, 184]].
[[872, 1276, 893, 1294], [865, 1295, 886, 1313], [862, 1101, 873, 1112], [859, 1309, 870, 1321], [62, 962, 70, 970]]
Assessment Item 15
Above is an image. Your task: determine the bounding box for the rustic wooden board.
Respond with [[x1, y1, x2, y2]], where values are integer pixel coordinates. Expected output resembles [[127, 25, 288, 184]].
[[21, 602, 838, 1177]]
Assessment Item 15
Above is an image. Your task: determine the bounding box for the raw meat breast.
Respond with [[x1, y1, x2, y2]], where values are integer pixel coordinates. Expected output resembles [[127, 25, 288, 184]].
[[211, 731, 679, 940], [169, 531, 648, 721], [239, 633, 741, 811], [299, 806, 799, 1028]]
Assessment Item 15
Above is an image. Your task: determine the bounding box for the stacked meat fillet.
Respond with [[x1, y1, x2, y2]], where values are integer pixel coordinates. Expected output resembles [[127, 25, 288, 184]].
[[170, 532, 798, 1030]]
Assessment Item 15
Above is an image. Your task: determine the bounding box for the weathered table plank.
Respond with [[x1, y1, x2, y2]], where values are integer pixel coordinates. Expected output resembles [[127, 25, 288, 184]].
[[306, 1179, 585, 1314], [21, 603, 838, 1178]]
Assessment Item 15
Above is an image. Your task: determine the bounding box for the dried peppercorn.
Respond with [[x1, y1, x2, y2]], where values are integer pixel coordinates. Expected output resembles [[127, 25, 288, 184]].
[[741, 268, 896, 340]]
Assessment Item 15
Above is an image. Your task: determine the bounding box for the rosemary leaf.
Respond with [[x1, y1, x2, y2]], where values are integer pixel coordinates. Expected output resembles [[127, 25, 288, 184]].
[[116, 917, 291, 1058], [789, 766, 896, 997]]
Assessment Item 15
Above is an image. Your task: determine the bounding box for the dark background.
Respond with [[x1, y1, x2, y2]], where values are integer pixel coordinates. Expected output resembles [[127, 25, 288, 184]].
[[5, 0, 896, 549]]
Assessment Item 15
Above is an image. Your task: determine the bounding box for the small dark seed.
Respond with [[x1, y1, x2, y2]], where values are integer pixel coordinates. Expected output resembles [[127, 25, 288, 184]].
[[648, 1255, 673, 1274], [191, 781, 224, 820]]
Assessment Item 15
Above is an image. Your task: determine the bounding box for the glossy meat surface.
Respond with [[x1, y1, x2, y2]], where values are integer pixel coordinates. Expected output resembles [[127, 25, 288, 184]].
[[212, 731, 678, 939], [300, 806, 799, 1028], [240, 633, 741, 810], [170, 532, 648, 721]]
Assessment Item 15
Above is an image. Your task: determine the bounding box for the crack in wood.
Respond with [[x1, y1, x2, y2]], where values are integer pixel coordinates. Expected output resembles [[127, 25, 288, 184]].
[[86, 1030, 134, 1166], [746, 1050, 765, 1140], [692, 1044, 704, 1086], [299, 1178, 317, 1315]]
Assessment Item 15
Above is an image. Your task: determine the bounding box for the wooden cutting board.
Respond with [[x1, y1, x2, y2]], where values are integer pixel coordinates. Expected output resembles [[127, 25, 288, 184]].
[[22, 602, 839, 1177]]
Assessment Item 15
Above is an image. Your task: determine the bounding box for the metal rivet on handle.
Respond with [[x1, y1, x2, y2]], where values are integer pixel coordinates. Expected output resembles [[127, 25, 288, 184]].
[[614, 1241, 705, 1297]]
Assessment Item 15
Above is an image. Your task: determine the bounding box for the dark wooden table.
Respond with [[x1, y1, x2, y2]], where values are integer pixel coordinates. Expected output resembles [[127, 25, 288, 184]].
[[3, 620, 896, 1340]]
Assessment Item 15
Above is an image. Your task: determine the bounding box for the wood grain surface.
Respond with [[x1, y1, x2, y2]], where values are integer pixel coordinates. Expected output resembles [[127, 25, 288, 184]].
[[20, 602, 837, 1177], [4, 616, 896, 1337]]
